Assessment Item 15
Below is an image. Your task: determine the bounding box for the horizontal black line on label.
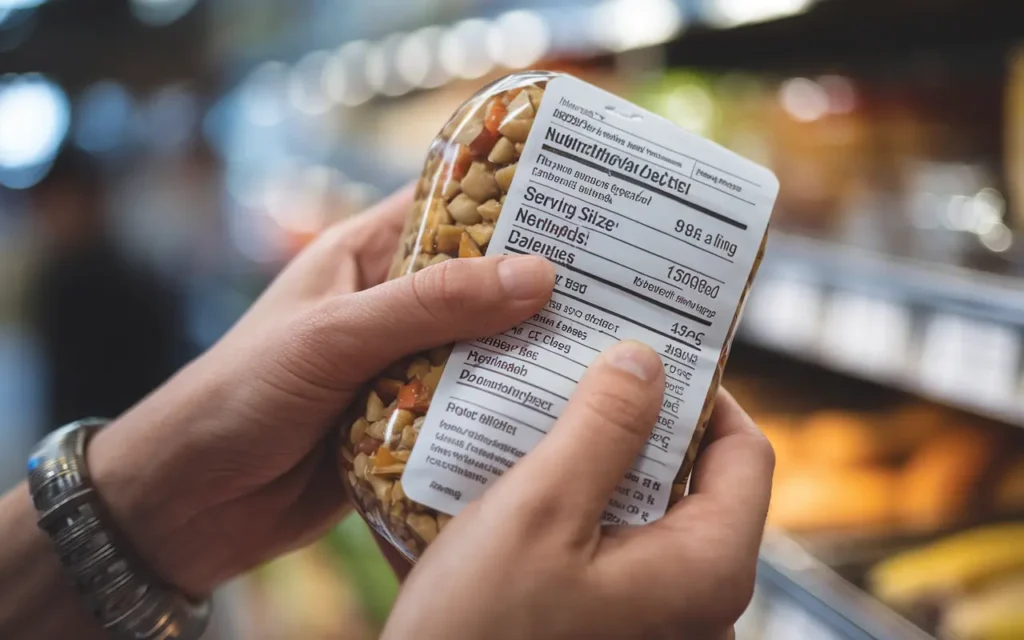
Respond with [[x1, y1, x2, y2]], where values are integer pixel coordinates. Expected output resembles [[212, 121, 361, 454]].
[[455, 381, 557, 421], [469, 343, 577, 384], [637, 453, 668, 467], [512, 221, 722, 308], [545, 287, 700, 364], [449, 396, 547, 436], [469, 363, 570, 402], [528, 178, 733, 265], [540, 143, 747, 230], [664, 391, 685, 404], [542, 306, 620, 342], [503, 244, 710, 335], [522, 202, 725, 284]]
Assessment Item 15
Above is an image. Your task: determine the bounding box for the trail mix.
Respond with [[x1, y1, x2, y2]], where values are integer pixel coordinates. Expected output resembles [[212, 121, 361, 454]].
[[338, 76, 550, 560]]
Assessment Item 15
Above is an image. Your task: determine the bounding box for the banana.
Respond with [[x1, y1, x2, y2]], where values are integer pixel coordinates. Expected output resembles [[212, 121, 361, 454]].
[[940, 575, 1024, 640], [868, 523, 1024, 607]]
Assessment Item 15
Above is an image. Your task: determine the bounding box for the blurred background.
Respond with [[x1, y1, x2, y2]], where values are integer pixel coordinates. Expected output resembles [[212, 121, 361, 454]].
[[1, 0, 1023, 638]]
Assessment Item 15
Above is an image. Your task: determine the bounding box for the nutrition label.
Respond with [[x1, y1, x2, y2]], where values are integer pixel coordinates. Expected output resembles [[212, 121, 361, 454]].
[[403, 76, 779, 524]]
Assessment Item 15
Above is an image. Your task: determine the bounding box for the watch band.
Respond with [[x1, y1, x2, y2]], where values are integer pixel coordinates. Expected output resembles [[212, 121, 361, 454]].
[[28, 419, 210, 640]]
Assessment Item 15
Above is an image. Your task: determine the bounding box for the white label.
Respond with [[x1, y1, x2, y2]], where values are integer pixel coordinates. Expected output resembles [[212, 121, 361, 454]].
[[403, 76, 779, 524]]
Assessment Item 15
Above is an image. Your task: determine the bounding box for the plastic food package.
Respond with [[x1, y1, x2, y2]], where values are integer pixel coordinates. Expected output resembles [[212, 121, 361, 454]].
[[337, 71, 778, 561]]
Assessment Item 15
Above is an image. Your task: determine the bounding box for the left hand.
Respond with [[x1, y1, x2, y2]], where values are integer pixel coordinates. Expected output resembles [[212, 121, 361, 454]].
[[87, 186, 555, 596]]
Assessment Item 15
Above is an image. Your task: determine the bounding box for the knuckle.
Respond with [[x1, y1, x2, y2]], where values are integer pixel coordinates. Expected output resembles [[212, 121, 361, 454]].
[[409, 258, 469, 321]]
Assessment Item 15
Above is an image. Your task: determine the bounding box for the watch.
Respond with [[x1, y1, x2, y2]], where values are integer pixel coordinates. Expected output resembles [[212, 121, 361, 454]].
[[27, 418, 210, 640]]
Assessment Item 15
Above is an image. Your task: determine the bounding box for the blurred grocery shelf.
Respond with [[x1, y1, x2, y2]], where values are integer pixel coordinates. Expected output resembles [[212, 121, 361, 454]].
[[742, 231, 1024, 429]]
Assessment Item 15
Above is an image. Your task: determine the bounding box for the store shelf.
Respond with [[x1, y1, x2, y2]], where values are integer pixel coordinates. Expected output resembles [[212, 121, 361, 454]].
[[740, 232, 1024, 428], [756, 531, 933, 640]]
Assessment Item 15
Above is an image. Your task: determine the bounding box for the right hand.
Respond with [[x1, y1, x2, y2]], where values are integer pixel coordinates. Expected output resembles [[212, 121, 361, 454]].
[[383, 341, 775, 640]]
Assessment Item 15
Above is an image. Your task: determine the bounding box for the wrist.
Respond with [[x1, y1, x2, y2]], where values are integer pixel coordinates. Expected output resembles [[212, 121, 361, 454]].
[[87, 361, 234, 596]]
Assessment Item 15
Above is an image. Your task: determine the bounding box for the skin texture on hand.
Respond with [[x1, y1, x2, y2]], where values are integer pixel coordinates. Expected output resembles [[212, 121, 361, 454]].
[[85, 186, 556, 596], [383, 342, 775, 640]]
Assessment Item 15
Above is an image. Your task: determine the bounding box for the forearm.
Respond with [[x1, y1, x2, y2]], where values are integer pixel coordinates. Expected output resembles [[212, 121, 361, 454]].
[[0, 484, 106, 640]]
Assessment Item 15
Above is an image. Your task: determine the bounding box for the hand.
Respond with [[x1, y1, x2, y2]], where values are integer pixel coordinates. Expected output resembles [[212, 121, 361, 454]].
[[383, 341, 774, 640], [86, 187, 556, 596]]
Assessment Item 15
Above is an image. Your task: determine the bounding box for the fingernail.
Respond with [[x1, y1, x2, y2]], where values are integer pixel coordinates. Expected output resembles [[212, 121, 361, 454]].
[[497, 256, 554, 300], [604, 341, 662, 382]]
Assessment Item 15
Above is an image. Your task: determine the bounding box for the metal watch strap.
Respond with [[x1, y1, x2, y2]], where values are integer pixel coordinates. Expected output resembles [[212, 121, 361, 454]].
[[28, 419, 210, 640]]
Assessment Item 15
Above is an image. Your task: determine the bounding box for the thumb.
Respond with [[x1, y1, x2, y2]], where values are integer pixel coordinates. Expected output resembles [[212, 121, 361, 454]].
[[288, 254, 555, 392]]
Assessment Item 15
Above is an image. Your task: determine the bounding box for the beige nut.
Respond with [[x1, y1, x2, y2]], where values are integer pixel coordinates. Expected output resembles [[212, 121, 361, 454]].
[[435, 225, 463, 254], [406, 513, 439, 543], [406, 358, 431, 380], [350, 417, 369, 444], [428, 253, 453, 266], [526, 86, 545, 110], [507, 90, 535, 120], [366, 419, 390, 441], [365, 391, 386, 422], [488, 137, 517, 164], [353, 452, 369, 480], [441, 179, 461, 201], [461, 162, 500, 202], [477, 199, 502, 222], [495, 164, 517, 193], [399, 425, 418, 450], [367, 475, 394, 508], [447, 193, 483, 225], [498, 118, 533, 143], [467, 223, 494, 247], [515, 142, 525, 156], [453, 119, 484, 147]]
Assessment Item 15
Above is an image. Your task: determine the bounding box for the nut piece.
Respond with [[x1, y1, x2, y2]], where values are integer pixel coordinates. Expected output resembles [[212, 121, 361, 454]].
[[389, 409, 416, 432], [507, 90, 535, 120], [459, 232, 483, 258], [495, 164, 517, 193], [466, 223, 494, 247], [435, 225, 463, 254], [447, 193, 483, 225], [453, 120, 484, 147], [367, 475, 394, 507], [488, 137, 516, 164], [350, 417, 369, 444], [399, 425, 418, 450], [354, 437, 382, 456], [441, 179, 461, 201], [366, 391, 385, 422], [421, 364, 444, 394], [477, 199, 502, 222], [498, 118, 533, 143], [406, 513, 439, 543], [428, 253, 453, 266], [353, 452, 369, 480], [406, 358, 431, 380], [461, 162, 500, 202]]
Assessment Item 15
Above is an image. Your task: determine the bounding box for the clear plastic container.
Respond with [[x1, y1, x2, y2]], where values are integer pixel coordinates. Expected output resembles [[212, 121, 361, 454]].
[[336, 71, 760, 562]]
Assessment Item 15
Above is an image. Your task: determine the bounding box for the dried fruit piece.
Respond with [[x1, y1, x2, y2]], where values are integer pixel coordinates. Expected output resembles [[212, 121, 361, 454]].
[[459, 232, 483, 258], [397, 379, 431, 413], [435, 225, 463, 254]]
